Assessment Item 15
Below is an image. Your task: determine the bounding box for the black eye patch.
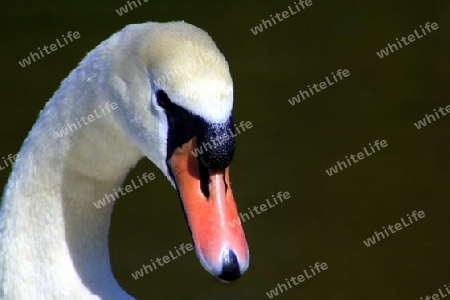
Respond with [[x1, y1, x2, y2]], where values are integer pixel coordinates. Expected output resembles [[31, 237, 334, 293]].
[[159, 89, 235, 200], [156, 90, 174, 110]]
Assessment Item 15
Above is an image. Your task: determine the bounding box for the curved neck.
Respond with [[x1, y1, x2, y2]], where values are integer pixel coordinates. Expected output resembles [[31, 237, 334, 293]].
[[0, 66, 143, 299]]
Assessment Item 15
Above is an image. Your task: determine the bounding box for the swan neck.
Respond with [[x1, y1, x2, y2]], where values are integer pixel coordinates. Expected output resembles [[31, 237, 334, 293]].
[[0, 83, 142, 299]]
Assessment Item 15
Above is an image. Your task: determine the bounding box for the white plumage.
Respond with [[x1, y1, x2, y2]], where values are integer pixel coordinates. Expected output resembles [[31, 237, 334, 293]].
[[0, 21, 235, 299]]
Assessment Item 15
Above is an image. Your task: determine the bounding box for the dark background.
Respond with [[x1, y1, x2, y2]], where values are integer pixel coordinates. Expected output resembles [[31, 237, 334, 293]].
[[1, 0, 449, 299]]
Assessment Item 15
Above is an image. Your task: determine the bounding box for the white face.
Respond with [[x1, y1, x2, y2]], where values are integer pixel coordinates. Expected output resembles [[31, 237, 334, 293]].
[[153, 72, 234, 124], [115, 28, 234, 180], [108, 55, 234, 185]]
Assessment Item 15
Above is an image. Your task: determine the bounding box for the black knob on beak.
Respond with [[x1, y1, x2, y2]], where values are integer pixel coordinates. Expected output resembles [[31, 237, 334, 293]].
[[198, 118, 235, 169]]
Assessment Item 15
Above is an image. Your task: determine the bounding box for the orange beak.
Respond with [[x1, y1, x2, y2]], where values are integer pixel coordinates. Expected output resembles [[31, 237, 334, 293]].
[[169, 137, 249, 281]]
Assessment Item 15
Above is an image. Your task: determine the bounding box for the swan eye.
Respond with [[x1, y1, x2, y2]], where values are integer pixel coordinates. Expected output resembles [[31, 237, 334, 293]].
[[156, 90, 173, 109]]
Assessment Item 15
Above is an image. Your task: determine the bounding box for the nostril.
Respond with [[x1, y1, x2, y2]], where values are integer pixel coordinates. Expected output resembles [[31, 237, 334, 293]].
[[218, 250, 241, 282]]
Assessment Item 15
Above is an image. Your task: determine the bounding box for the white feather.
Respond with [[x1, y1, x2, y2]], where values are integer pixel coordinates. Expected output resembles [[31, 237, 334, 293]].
[[0, 21, 234, 299]]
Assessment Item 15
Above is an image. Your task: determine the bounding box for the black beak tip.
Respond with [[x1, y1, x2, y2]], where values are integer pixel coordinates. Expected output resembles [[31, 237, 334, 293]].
[[217, 250, 241, 282]]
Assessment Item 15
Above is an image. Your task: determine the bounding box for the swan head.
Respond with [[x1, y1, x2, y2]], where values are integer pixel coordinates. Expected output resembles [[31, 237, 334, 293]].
[[107, 21, 249, 281]]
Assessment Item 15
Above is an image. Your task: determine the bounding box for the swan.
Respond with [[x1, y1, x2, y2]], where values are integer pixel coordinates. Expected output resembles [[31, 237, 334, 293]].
[[0, 21, 249, 299]]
